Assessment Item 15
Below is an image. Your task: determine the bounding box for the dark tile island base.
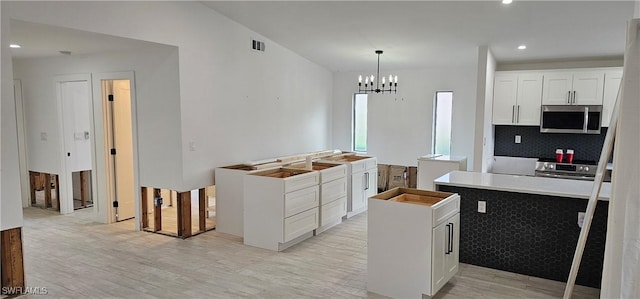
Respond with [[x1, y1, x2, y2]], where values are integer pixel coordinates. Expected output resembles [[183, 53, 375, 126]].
[[436, 185, 607, 288]]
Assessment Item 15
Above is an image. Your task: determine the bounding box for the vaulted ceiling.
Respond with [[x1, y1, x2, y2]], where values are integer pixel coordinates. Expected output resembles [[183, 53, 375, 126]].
[[203, 1, 634, 71]]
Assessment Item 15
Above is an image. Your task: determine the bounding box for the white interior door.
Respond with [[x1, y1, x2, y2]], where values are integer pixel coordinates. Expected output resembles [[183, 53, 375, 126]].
[[104, 80, 135, 221], [59, 79, 93, 213]]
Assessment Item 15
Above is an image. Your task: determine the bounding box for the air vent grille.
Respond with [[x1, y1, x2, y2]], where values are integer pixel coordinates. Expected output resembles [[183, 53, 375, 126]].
[[251, 39, 265, 52]]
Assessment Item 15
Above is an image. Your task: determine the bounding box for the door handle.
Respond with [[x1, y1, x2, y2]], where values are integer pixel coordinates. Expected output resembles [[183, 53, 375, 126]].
[[572, 91, 576, 104], [516, 105, 520, 123], [567, 91, 571, 104]]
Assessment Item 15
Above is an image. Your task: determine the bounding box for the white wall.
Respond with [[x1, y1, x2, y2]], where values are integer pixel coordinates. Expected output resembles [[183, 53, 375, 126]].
[[473, 46, 496, 173], [1, 4, 23, 230], [332, 66, 477, 167], [13, 46, 183, 190], [6, 1, 333, 192]]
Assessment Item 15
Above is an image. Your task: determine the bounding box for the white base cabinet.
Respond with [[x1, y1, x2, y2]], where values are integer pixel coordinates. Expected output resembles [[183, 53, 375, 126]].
[[288, 161, 348, 234], [321, 154, 377, 218], [368, 188, 460, 299], [244, 168, 320, 251], [417, 155, 467, 191], [214, 164, 263, 237]]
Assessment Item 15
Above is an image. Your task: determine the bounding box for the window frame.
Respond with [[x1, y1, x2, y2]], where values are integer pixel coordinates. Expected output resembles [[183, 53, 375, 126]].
[[352, 93, 368, 153], [432, 91, 453, 155]]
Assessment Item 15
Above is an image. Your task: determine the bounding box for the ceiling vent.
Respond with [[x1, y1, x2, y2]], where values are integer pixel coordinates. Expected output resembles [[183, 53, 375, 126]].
[[251, 39, 265, 53]]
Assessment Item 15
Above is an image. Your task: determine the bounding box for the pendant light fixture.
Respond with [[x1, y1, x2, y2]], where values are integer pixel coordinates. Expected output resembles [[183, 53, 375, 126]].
[[358, 50, 398, 94]]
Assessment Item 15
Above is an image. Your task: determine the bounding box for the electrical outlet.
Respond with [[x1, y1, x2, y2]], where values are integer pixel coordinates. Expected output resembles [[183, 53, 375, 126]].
[[578, 212, 586, 228], [478, 201, 486, 213], [515, 135, 521, 144]]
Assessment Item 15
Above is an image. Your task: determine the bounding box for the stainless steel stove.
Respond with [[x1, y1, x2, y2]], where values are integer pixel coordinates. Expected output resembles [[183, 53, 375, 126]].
[[534, 158, 598, 181]]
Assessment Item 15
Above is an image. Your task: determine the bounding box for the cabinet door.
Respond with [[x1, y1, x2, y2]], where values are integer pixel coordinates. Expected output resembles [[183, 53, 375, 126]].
[[516, 74, 543, 125], [444, 213, 460, 279], [350, 172, 365, 212], [431, 221, 448, 294], [601, 70, 623, 127], [492, 74, 518, 125], [572, 72, 604, 105], [542, 73, 573, 105]]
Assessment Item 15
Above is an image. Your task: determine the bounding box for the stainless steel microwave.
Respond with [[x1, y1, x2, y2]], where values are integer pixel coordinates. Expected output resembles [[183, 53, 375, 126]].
[[540, 105, 602, 134]]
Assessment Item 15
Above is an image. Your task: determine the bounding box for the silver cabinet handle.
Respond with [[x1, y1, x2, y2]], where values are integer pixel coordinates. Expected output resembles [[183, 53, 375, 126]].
[[516, 105, 520, 123], [364, 172, 369, 190], [573, 91, 576, 104], [449, 222, 454, 253], [568, 91, 571, 103], [512, 105, 516, 123]]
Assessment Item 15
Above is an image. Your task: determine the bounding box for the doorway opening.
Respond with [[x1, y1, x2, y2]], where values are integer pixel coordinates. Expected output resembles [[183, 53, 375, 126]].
[[101, 79, 135, 222]]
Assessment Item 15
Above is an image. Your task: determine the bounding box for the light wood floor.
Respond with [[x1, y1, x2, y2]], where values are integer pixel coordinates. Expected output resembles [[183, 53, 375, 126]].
[[20, 207, 599, 298]]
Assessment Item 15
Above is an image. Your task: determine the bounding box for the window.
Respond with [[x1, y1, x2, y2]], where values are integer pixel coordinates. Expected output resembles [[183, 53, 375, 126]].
[[353, 93, 368, 152], [433, 91, 453, 155]]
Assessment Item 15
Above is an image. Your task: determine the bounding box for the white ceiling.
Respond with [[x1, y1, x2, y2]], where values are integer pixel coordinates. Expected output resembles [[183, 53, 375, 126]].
[[203, 1, 634, 72], [8, 1, 634, 72], [9, 19, 167, 59]]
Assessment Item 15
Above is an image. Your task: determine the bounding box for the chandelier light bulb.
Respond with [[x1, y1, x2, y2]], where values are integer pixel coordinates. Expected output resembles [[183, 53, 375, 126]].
[[365, 77, 369, 84], [382, 77, 386, 84], [394, 75, 398, 83], [358, 75, 362, 83], [370, 75, 374, 82]]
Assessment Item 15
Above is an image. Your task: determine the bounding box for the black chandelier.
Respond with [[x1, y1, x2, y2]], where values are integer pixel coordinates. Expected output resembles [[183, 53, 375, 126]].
[[358, 50, 398, 94]]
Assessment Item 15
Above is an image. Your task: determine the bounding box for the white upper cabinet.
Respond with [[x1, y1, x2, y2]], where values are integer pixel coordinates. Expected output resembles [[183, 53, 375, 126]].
[[541, 73, 573, 105], [516, 74, 544, 125], [492, 74, 518, 125], [602, 70, 623, 127], [492, 73, 542, 125], [542, 71, 604, 105]]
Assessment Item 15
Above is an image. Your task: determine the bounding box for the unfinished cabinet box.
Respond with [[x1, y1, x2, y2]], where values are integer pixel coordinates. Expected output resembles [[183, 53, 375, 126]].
[[320, 154, 377, 218], [368, 188, 460, 299], [244, 168, 320, 251], [215, 163, 281, 237], [288, 161, 348, 234]]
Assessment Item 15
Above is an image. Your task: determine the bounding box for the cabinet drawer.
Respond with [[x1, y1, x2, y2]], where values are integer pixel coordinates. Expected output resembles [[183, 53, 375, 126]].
[[283, 207, 318, 243], [432, 194, 460, 227], [350, 160, 366, 173], [284, 186, 319, 218], [321, 164, 347, 183], [321, 177, 347, 205], [365, 158, 377, 170], [284, 172, 319, 193], [321, 196, 346, 226]]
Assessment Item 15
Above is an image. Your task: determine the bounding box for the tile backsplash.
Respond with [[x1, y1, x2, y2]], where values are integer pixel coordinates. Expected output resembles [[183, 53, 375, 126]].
[[494, 125, 608, 162]]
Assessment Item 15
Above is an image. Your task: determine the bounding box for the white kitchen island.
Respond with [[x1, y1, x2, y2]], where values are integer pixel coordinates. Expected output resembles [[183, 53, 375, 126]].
[[434, 170, 610, 288]]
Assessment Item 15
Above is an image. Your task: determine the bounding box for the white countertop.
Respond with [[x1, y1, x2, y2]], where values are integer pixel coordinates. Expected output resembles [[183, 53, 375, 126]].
[[418, 154, 467, 162], [434, 171, 610, 201]]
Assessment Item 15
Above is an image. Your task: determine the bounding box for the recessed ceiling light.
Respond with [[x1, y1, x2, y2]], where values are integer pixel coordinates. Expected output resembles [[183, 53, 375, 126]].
[[502, 0, 513, 4], [9, 44, 21, 48], [517, 45, 527, 50]]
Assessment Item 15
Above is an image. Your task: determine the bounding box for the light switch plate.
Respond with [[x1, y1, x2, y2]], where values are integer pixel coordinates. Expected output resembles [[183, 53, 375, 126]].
[[478, 201, 486, 213], [515, 135, 521, 144]]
